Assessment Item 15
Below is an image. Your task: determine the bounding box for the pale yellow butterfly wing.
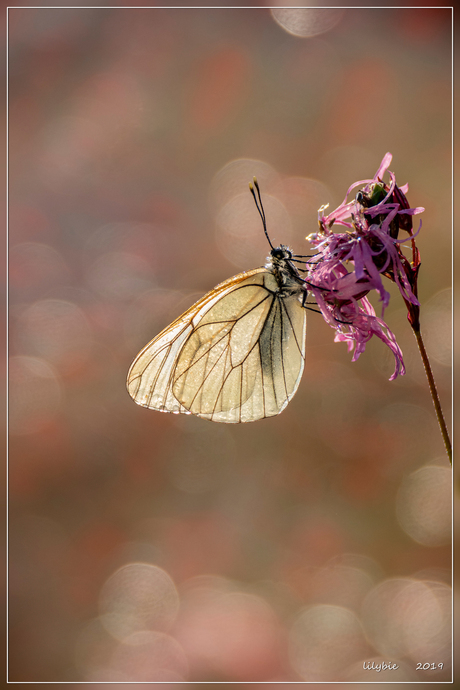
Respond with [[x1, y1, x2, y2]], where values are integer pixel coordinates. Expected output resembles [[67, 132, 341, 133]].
[[127, 268, 306, 423]]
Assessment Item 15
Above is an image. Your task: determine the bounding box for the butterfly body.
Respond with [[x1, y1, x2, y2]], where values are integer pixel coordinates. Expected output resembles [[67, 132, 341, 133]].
[[127, 245, 308, 423], [268, 244, 308, 299]]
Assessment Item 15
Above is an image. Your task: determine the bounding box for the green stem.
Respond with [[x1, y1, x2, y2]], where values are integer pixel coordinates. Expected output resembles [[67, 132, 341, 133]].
[[411, 326, 452, 465]]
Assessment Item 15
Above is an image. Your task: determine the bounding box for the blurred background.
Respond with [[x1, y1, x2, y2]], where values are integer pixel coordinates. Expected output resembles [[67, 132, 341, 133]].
[[7, 4, 452, 684]]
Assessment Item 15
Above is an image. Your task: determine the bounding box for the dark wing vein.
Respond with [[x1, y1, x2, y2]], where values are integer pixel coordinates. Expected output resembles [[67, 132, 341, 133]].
[[211, 343, 233, 420], [146, 333, 187, 407], [268, 298, 279, 407], [280, 298, 305, 358], [277, 297, 289, 401], [259, 343, 266, 418], [187, 334, 229, 410]]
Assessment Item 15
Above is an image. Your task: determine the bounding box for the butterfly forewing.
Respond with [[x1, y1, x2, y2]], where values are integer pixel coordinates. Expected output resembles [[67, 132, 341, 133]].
[[128, 269, 268, 415], [172, 281, 273, 414], [127, 266, 306, 423]]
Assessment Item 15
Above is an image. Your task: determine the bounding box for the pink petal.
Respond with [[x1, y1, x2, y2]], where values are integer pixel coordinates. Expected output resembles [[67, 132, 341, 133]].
[[374, 152, 393, 180]]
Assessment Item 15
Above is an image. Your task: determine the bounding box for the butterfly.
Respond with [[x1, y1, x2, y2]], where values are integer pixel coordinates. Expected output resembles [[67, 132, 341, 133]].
[[127, 179, 310, 423]]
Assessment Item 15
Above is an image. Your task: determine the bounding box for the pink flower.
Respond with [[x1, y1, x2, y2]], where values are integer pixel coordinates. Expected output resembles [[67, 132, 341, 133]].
[[306, 153, 424, 379]]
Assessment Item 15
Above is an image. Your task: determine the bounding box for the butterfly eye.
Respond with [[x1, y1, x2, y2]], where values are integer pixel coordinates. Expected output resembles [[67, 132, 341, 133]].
[[271, 247, 292, 261]]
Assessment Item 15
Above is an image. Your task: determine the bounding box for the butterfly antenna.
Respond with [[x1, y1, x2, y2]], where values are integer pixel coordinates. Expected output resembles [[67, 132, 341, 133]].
[[249, 177, 274, 250]]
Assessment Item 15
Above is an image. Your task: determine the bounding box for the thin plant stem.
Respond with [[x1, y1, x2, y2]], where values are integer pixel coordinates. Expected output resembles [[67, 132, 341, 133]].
[[411, 325, 452, 465]]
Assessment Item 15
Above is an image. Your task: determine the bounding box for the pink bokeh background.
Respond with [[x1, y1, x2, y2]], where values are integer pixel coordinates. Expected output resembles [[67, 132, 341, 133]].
[[7, 5, 452, 683]]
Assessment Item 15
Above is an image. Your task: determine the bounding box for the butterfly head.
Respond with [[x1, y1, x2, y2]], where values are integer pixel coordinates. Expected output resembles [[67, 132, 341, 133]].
[[266, 244, 307, 297], [269, 245, 293, 264]]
